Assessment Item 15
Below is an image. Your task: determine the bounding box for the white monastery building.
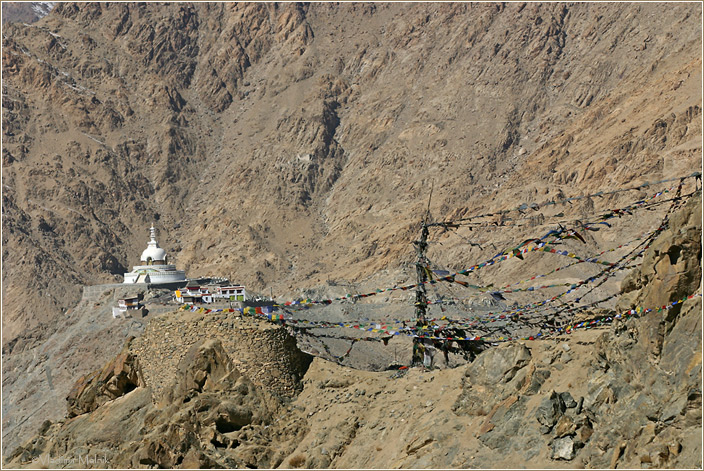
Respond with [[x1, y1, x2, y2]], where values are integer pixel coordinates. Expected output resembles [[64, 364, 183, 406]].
[[123, 224, 186, 284], [174, 285, 247, 304]]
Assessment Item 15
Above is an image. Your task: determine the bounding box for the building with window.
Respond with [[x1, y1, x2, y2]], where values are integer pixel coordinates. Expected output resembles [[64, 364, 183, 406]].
[[174, 286, 213, 304], [212, 285, 247, 302], [113, 293, 145, 318]]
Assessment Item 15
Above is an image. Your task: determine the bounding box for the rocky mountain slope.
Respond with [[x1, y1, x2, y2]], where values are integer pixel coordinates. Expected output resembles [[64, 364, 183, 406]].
[[5, 192, 701, 468], [2, 2, 702, 464], [1, 285, 153, 457], [2, 3, 701, 347]]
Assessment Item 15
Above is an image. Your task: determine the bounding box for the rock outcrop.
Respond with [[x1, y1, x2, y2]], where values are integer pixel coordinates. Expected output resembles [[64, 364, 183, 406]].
[[66, 337, 144, 417], [619, 190, 702, 313], [7, 335, 301, 469], [450, 190, 703, 469], [127, 339, 285, 469]]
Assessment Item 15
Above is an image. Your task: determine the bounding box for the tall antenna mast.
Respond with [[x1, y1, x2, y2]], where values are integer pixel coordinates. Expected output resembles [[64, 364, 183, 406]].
[[424, 181, 433, 224], [413, 182, 433, 328]]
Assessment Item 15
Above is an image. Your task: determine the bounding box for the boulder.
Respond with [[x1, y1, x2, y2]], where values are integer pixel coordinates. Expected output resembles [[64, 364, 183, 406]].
[[552, 436, 575, 460], [166, 338, 240, 402], [535, 391, 566, 431], [560, 391, 578, 409], [66, 338, 144, 417], [454, 343, 533, 416], [466, 342, 532, 385]]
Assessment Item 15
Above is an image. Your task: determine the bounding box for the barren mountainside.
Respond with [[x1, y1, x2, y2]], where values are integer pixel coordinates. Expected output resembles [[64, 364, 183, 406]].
[[5, 190, 702, 469], [2, 2, 701, 346], [1, 2, 702, 466]]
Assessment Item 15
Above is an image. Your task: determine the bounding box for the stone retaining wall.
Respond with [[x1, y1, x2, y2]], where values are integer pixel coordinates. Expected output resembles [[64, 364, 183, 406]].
[[130, 308, 312, 400]]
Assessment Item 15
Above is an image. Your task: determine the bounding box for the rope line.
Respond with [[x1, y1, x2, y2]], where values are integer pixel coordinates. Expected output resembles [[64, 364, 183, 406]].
[[177, 293, 702, 344], [275, 184, 694, 309], [171, 178, 699, 367]]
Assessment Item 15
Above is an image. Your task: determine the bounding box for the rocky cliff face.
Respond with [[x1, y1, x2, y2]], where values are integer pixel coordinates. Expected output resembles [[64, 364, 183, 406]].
[[5, 194, 701, 468], [450, 190, 702, 467], [2, 2, 702, 464], [1, 285, 153, 457], [2, 3, 701, 347], [7, 338, 297, 469]]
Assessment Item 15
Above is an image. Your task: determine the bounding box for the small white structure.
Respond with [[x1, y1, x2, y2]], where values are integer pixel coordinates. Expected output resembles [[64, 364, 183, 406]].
[[123, 224, 186, 284], [118, 294, 143, 310], [113, 293, 144, 318]]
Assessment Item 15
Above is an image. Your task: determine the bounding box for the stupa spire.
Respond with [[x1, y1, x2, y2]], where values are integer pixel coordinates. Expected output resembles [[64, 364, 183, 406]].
[[149, 223, 157, 246]]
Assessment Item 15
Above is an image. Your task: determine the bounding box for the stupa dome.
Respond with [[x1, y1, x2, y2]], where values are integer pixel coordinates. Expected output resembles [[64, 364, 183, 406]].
[[141, 245, 167, 262]]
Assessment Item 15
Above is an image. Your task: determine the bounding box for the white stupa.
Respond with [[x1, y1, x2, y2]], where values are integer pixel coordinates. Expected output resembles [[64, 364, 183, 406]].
[[123, 224, 186, 284]]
